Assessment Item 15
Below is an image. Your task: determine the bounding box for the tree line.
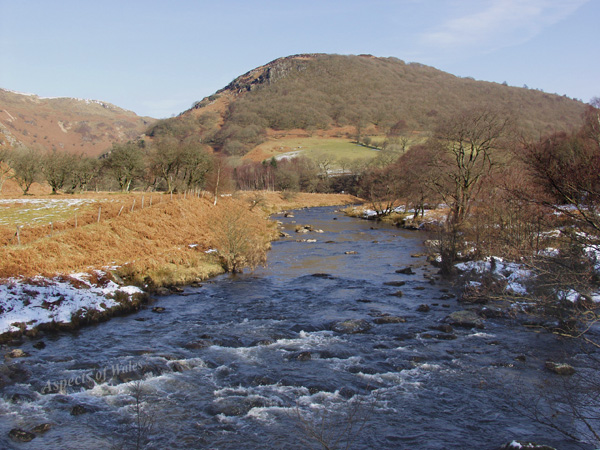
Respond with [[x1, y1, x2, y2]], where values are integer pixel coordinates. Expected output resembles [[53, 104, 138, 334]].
[[0, 138, 216, 195]]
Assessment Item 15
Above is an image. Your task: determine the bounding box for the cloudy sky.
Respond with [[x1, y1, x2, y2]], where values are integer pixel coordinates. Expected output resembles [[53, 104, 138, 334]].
[[0, 0, 596, 118]]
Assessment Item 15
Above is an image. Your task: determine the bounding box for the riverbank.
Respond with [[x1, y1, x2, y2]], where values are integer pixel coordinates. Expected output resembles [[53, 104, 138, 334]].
[[0, 191, 359, 342]]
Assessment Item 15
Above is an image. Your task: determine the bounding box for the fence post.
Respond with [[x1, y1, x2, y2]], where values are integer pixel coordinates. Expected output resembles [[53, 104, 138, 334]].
[[16, 226, 20, 246], [97, 206, 102, 223], [131, 199, 136, 212]]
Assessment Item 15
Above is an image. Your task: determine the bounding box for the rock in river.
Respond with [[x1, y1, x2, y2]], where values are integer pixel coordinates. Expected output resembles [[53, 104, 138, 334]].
[[445, 310, 484, 329], [331, 319, 372, 334], [5, 349, 30, 359], [497, 442, 556, 450]]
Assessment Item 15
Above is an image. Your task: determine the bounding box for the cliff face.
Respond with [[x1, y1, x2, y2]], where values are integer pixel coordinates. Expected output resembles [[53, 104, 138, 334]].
[[0, 89, 156, 156], [218, 54, 321, 95]]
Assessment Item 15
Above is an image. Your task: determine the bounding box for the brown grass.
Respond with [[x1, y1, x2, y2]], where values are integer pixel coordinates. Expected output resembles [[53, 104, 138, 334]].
[[235, 190, 361, 213], [0, 191, 357, 285], [0, 195, 273, 284]]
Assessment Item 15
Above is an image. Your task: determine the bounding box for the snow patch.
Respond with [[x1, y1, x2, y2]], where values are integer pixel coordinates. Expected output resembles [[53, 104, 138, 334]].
[[0, 272, 143, 335]]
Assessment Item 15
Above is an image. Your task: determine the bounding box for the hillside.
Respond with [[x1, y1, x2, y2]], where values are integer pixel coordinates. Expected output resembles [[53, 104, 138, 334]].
[[0, 88, 155, 157], [148, 53, 587, 157]]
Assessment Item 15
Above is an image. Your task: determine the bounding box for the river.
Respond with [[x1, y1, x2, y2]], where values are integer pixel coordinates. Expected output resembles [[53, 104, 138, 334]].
[[0, 207, 591, 449]]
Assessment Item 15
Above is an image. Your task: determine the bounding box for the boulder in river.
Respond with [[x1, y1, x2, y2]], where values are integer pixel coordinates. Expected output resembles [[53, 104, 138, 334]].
[[5, 349, 30, 359], [417, 304, 431, 313], [445, 310, 484, 329], [331, 319, 372, 334], [396, 267, 415, 275]]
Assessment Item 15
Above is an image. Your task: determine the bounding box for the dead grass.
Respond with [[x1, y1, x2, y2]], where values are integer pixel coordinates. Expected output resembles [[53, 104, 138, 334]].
[[236, 191, 361, 213], [0, 195, 274, 285], [0, 191, 357, 285]]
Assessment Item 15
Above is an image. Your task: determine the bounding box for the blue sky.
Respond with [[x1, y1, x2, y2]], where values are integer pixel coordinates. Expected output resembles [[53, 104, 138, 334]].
[[0, 0, 597, 118]]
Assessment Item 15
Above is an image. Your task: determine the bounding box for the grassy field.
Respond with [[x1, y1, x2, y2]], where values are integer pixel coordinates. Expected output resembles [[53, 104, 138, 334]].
[[245, 137, 380, 165]]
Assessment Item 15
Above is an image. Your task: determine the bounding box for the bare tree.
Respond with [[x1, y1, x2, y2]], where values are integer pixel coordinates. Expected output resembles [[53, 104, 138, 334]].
[[0, 148, 13, 194], [43, 150, 76, 194], [429, 108, 512, 227], [522, 110, 600, 239], [359, 165, 403, 217], [11, 146, 42, 195], [148, 137, 181, 193], [103, 142, 145, 192]]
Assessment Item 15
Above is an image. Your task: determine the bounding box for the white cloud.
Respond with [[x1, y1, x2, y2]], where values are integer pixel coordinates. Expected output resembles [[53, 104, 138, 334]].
[[420, 0, 589, 52]]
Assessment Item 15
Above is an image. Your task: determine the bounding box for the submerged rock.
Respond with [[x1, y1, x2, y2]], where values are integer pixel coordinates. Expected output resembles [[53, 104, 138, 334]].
[[545, 361, 576, 375], [383, 281, 406, 287], [9, 428, 36, 442], [295, 351, 312, 361], [417, 304, 431, 313], [70, 405, 90, 416], [445, 310, 484, 329], [396, 267, 415, 275], [373, 316, 406, 324], [32, 423, 52, 434], [331, 319, 372, 334], [432, 324, 454, 333]]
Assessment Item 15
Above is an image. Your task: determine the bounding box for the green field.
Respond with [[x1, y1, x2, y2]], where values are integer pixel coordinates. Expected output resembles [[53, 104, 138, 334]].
[[249, 137, 382, 167]]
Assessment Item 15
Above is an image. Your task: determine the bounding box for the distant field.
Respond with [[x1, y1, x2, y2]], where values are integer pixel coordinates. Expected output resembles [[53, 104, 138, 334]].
[[0, 198, 95, 227], [245, 137, 380, 165]]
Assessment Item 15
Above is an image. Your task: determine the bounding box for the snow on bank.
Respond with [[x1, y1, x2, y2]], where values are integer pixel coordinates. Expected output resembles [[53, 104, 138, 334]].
[[455, 257, 532, 296], [456, 254, 600, 301], [352, 205, 443, 224], [0, 272, 143, 336]]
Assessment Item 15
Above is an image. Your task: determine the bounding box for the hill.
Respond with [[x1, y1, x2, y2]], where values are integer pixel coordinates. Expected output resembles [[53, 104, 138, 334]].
[[148, 53, 587, 157], [0, 88, 155, 157]]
